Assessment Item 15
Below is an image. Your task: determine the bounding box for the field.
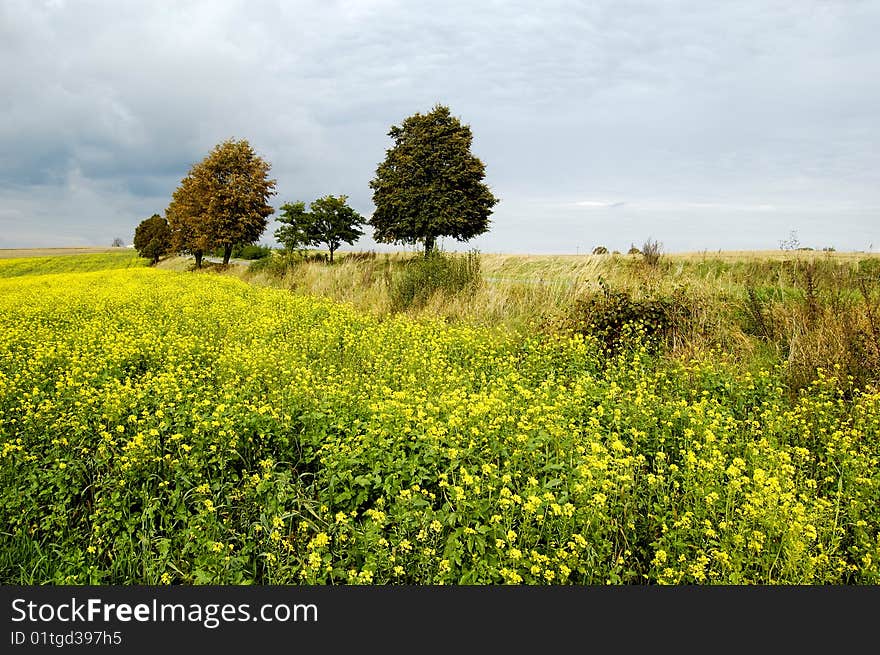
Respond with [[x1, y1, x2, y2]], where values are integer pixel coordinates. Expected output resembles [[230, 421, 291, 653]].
[[0, 247, 131, 259], [1, 250, 879, 584], [0, 251, 146, 278]]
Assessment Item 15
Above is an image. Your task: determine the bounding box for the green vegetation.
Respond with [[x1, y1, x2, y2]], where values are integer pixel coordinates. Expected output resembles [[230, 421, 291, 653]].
[[133, 214, 172, 265], [234, 250, 880, 392], [274, 195, 364, 263], [369, 104, 498, 255], [1, 260, 879, 584], [0, 252, 146, 278], [208, 243, 273, 261], [1, 250, 879, 585], [390, 250, 482, 311]]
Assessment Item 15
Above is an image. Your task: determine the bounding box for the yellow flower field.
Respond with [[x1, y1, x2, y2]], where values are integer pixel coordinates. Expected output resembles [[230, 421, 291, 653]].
[[1, 259, 878, 584]]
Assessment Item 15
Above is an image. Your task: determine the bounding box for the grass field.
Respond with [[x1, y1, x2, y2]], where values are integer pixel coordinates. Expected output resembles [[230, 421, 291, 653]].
[[1, 250, 878, 584], [0, 247, 131, 259], [0, 251, 145, 278]]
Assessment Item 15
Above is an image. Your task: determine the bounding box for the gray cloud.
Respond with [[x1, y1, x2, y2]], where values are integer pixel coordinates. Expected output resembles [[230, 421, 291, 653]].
[[1, 0, 878, 251]]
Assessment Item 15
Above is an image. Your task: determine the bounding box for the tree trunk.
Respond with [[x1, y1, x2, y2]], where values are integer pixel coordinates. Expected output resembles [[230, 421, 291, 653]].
[[195, 250, 203, 268], [329, 245, 335, 264], [223, 243, 233, 265], [424, 234, 436, 257], [151, 255, 159, 266]]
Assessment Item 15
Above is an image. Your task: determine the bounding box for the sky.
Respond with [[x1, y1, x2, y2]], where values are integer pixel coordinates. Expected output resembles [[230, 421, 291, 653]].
[[1, 0, 878, 254]]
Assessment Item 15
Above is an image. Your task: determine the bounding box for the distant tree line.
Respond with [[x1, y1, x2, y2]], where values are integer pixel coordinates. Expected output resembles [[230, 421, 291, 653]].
[[132, 104, 499, 266]]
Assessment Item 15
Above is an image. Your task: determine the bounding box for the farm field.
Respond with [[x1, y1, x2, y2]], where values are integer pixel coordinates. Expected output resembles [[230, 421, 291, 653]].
[[0, 251, 145, 278], [0, 247, 131, 259], [1, 252, 879, 584]]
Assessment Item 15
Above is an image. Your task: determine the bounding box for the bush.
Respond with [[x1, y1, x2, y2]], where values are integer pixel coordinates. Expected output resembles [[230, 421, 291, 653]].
[[569, 279, 690, 354], [627, 245, 641, 255], [248, 251, 298, 276], [237, 244, 273, 260], [592, 246, 609, 255], [641, 239, 663, 267], [390, 250, 482, 311], [211, 244, 273, 260]]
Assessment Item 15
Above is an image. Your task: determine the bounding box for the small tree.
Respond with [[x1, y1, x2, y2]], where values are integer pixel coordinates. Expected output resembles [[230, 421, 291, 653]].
[[111, 237, 125, 247], [275, 195, 364, 263], [133, 214, 171, 265], [166, 138, 276, 267], [274, 201, 311, 253], [592, 246, 608, 255], [641, 238, 663, 267], [369, 104, 498, 256]]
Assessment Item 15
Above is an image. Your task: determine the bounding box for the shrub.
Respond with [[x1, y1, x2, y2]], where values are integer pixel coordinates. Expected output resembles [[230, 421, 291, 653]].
[[211, 244, 273, 260], [248, 250, 298, 276], [592, 246, 609, 255], [237, 244, 273, 260], [627, 245, 641, 256], [641, 239, 663, 267], [390, 250, 482, 311], [569, 279, 690, 354]]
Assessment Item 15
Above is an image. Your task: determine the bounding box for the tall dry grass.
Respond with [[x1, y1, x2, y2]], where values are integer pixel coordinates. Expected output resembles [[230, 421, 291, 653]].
[[160, 248, 880, 390]]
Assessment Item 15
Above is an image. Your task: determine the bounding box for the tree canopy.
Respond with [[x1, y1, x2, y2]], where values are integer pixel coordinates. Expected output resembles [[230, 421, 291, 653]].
[[166, 138, 276, 266], [275, 195, 364, 263], [132, 214, 171, 265], [369, 104, 498, 255]]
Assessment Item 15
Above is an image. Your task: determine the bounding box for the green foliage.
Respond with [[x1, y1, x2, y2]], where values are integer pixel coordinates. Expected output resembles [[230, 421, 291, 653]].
[[166, 138, 276, 266], [275, 195, 364, 263], [0, 253, 146, 278], [369, 104, 498, 255], [274, 201, 310, 252], [570, 280, 690, 354], [390, 250, 482, 311], [592, 246, 609, 255], [209, 243, 273, 260], [2, 265, 880, 585], [133, 214, 172, 265], [238, 244, 272, 260]]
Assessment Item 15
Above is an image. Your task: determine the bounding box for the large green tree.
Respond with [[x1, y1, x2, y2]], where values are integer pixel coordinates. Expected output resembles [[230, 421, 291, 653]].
[[132, 214, 171, 265], [166, 138, 276, 267], [275, 195, 364, 263], [369, 104, 498, 256]]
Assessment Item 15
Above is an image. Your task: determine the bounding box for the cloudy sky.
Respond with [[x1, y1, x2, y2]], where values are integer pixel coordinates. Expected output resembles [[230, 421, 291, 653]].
[[2, 0, 878, 253]]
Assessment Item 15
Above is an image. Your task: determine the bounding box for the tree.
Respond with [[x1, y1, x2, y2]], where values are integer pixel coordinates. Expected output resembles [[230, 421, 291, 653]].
[[133, 214, 171, 265], [274, 201, 311, 253], [166, 138, 276, 267], [275, 195, 364, 263], [369, 104, 498, 256], [111, 237, 125, 247], [166, 169, 211, 268]]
